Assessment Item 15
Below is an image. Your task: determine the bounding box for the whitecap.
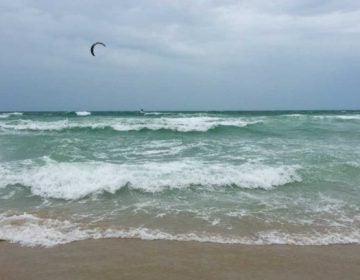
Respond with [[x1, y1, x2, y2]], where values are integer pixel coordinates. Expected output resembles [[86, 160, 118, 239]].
[[144, 112, 166, 116], [0, 116, 262, 132], [314, 115, 360, 121], [0, 160, 301, 200], [75, 111, 91, 116], [0, 112, 23, 119], [335, 115, 360, 120], [0, 120, 69, 131], [110, 117, 262, 132]]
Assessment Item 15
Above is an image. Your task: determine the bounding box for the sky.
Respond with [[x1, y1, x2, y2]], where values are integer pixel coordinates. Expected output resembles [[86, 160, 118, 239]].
[[0, 0, 359, 111]]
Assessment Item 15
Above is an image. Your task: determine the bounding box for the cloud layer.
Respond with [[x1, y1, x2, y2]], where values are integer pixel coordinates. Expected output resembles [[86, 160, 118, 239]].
[[1, 0, 359, 110]]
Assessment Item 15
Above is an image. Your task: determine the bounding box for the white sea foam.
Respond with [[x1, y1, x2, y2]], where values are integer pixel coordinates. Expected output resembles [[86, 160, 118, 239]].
[[0, 160, 301, 200], [75, 111, 91, 116], [335, 115, 360, 120], [0, 116, 262, 132], [0, 112, 23, 119], [314, 115, 360, 121], [0, 120, 70, 131], [346, 161, 360, 168], [109, 117, 262, 132], [0, 213, 95, 247], [1, 213, 359, 247], [143, 112, 168, 116]]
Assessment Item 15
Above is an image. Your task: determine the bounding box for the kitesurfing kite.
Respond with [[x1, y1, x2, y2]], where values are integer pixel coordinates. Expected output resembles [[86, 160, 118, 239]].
[[90, 42, 106, 56]]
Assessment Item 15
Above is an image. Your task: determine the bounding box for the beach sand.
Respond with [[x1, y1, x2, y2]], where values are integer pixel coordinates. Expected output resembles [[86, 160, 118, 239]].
[[0, 239, 359, 280]]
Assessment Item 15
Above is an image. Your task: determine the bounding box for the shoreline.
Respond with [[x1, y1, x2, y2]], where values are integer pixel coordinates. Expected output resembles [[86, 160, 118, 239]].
[[1, 239, 359, 280]]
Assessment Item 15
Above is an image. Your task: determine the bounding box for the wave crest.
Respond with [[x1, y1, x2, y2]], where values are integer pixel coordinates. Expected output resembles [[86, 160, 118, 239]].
[[0, 117, 262, 132], [0, 160, 301, 200], [75, 111, 91, 116], [0, 112, 23, 119], [314, 115, 360, 121]]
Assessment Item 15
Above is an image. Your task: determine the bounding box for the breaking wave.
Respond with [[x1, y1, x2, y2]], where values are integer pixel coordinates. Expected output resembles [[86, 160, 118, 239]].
[[1, 213, 358, 247], [277, 113, 360, 121], [1, 111, 359, 248], [314, 114, 360, 121], [334, 115, 360, 120], [75, 111, 91, 116], [0, 112, 23, 119], [0, 160, 301, 200], [143, 112, 169, 116], [0, 117, 263, 132]]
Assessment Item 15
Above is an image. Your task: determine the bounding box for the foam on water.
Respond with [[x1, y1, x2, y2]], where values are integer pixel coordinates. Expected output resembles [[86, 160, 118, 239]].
[[0, 213, 95, 247], [0, 160, 301, 199], [75, 111, 91, 116], [274, 113, 360, 122], [335, 115, 360, 120], [0, 112, 23, 119], [314, 115, 360, 120], [0, 120, 69, 131], [143, 112, 168, 116], [0, 117, 262, 132], [111, 117, 262, 132], [1, 111, 359, 248], [1, 213, 359, 247]]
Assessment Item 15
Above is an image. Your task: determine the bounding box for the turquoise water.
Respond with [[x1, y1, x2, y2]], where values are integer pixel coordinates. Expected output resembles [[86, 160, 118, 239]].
[[0, 111, 359, 246]]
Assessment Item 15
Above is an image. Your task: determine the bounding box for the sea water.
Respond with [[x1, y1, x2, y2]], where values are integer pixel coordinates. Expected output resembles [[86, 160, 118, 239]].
[[0, 111, 359, 247]]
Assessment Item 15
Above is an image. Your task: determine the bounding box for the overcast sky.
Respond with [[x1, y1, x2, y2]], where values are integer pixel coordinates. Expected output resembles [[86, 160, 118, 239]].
[[0, 0, 359, 111]]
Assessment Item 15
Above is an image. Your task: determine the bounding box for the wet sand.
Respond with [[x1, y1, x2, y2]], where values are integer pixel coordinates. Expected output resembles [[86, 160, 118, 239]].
[[0, 239, 359, 280]]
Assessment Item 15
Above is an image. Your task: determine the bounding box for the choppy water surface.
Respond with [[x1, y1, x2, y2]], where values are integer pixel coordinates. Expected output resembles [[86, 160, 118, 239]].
[[0, 111, 359, 247]]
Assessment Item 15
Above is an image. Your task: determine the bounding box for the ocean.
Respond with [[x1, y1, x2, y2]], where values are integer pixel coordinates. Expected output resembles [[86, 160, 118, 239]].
[[0, 111, 359, 247]]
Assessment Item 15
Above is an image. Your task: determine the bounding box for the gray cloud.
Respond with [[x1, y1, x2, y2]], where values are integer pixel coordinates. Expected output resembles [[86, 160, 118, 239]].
[[0, 0, 359, 110]]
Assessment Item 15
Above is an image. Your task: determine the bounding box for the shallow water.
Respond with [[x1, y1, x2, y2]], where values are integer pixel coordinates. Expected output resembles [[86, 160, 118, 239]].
[[0, 111, 359, 246]]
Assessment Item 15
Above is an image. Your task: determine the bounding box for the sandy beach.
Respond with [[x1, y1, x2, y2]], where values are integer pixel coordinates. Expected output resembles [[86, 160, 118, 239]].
[[1, 239, 359, 280]]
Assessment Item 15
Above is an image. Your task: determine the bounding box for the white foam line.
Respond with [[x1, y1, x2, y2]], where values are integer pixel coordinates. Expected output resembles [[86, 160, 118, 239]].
[[75, 111, 91, 116], [1, 213, 359, 247], [0, 117, 263, 132], [0, 160, 302, 199], [0, 112, 23, 119], [314, 115, 360, 120]]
